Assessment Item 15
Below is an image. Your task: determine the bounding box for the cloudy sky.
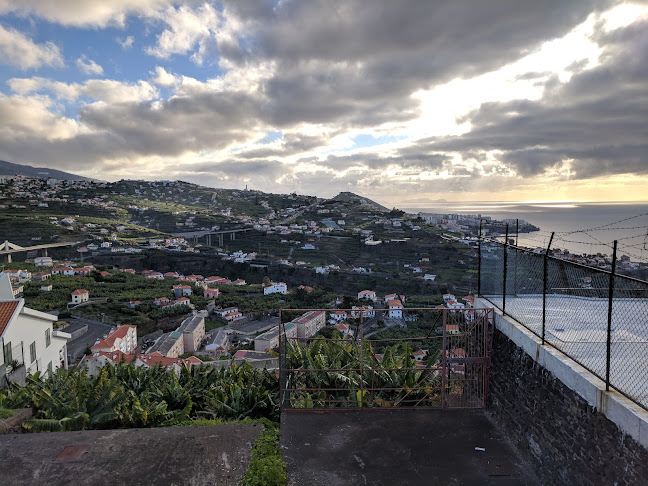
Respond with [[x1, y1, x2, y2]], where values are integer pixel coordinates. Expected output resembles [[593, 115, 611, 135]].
[[0, 0, 646, 205]]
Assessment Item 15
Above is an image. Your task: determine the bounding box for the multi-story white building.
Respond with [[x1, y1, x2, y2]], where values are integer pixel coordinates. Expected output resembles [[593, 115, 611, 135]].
[[1, 276, 70, 381], [292, 311, 325, 339], [177, 316, 205, 353], [388, 300, 404, 319], [91, 325, 138, 354], [34, 257, 53, 267]]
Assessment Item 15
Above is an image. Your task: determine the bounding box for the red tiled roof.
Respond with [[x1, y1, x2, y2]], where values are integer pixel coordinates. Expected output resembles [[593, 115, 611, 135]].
[[91, 325, 136, 351], [91, 350, 136, 364], [71, 289, 88, 295], [0, 301, 20, 338]]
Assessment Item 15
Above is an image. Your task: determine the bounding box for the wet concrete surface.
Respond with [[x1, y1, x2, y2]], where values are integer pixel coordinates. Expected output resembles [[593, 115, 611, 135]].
[[281, 409, 539, 486], [0, 423, 261, 486]]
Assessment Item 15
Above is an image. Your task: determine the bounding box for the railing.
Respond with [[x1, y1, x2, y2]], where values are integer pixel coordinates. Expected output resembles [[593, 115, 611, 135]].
[[279, 308, 494, 411], [479, 235, 648, 411]]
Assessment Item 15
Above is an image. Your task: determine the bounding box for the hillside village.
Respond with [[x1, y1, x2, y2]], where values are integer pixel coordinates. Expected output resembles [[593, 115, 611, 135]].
[[0, 174, 646, 382]]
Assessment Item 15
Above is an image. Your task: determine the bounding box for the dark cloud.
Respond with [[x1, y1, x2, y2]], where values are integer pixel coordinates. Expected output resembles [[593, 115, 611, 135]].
[[225, 0, 612, 128], [412, 19, 648, 180]]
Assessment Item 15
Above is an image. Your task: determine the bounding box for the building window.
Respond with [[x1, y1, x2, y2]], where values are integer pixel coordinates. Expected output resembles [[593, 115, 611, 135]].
[[47, 361, 53, 375], [30, 342, 36, 363], [45, 328, 51, 347], [3, 342, 12, 364]]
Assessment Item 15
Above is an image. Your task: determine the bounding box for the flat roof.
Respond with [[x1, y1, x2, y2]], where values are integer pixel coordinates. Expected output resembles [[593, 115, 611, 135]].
[[178, 315, 204, 333], [147, 332, 183, 355]]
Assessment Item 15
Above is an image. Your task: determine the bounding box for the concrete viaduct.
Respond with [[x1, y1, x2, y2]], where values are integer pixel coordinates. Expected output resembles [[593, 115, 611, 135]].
[[170, 227, 252, 247], [0, 240, 81, 263]]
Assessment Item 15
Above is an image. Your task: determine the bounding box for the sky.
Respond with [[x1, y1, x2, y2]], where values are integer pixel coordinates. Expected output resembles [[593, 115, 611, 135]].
[[0, 0, 646, 205]]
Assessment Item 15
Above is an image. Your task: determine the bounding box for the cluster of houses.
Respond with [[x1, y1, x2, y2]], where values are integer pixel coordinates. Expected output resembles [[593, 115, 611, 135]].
[[82, 315, 206, 375]]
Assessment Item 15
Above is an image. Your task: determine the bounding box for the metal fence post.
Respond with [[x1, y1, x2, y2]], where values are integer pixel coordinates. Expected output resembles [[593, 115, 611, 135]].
[[605, 240, 617, 392], [542, 232, 554, 345], [514, 219, 519, 296], [477, 220, 482, 296], [502, 224, 509, 315]]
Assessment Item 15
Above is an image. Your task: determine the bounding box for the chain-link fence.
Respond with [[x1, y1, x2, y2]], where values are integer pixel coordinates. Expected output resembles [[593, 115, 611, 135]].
[[479, 237, 648, 411]]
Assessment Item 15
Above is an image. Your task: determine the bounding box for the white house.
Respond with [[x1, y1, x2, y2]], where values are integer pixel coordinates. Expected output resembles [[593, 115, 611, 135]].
[[358, 290, 377, 302], [264, 282, 287, 295], [52, 266, 74, 276], [351, 305, 375, 319], [423, 274, 436, 281], [71, 289, 89, 304], [331, 310, 348, 322], [388, 300, 404, 319], [1, 275, 70, 379], [384, 293, 398, 303]]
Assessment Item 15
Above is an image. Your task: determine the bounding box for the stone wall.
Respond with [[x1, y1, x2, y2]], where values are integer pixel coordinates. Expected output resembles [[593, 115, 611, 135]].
[[488, 329, 648, 486]]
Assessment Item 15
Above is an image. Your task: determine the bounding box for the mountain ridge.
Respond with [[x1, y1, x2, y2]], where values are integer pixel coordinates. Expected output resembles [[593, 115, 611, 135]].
[[0, 160, 93, 181]]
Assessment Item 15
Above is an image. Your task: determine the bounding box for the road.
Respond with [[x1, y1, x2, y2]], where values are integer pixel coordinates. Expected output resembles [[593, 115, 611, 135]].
[[65, 316, 113, 361]]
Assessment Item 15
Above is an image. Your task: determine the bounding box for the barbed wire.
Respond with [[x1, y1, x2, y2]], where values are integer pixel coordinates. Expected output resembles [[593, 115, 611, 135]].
[[557, 212, 648, 236]]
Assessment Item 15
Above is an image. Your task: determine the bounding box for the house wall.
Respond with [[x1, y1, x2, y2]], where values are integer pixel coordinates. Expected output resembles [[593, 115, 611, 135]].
[[486, 307, 648, 486], [3, 311, 67, 377]]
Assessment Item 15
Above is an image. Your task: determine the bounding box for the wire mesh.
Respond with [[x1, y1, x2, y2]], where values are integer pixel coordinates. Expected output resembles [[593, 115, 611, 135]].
[[279, 308, 494, 411], [610, 276, 648, 408], [479, 238, 648, 411]]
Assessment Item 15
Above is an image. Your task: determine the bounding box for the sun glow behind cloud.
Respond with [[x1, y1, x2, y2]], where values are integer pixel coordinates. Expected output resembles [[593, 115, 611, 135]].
[[0, 1, 645, 203]]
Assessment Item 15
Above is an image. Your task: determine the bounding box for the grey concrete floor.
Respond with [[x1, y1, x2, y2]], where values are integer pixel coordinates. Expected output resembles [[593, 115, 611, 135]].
[[280, 409, 540, 486]]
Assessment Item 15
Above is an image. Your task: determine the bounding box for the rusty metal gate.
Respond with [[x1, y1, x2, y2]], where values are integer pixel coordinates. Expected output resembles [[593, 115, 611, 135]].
[[279, 307, 494, 411]]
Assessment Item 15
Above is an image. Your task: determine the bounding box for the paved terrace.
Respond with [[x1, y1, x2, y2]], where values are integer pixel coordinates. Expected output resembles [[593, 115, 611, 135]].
[[484, 295, 648, 406], [281, 410, 540, 485], [0, 424, 261, 486]]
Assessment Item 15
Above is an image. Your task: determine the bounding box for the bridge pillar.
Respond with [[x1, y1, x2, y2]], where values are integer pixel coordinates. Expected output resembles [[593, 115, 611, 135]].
[[207, 234, 211, 246], [6, 254, 11, 263], [230, 232, 235, 241], [218, 234, 224, 247], [43, 249, 48, 257]]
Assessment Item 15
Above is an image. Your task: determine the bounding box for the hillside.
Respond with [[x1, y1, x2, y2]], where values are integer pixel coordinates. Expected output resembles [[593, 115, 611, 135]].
[[0, 160, 93, 181], [330, 192, 389, 212]]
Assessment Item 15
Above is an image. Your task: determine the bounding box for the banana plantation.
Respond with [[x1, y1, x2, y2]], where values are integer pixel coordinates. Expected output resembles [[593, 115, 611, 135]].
[[0, 334, 454, 433], [282, 336, 444, 409]]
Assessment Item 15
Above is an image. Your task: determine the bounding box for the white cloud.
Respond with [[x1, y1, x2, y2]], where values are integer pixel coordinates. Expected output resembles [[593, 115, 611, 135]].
[[8, 76, 159, 104], [0, 24, 63, 70], [146, 3, 220, 64], [116, 35, 134, 49], [83, 80, 158, 103], [76, 55, 104, 76], [0, 93, 81, 141], [150, 66, 178, 87], [0, 0, 172, 28]]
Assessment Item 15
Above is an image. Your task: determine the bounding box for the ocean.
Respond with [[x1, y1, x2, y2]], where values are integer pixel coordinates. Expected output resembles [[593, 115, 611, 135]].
[[401, 201, 648, 261]]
